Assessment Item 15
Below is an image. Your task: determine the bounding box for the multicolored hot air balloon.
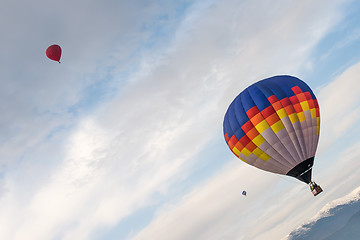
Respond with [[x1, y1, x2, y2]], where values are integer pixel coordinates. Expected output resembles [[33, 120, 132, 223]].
[[223, 75, 322, 196], [46, 44, 62, 63]]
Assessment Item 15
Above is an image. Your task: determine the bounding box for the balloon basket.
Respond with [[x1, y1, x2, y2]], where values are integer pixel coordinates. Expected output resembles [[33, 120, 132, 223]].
[[309, 182, 323, 196]]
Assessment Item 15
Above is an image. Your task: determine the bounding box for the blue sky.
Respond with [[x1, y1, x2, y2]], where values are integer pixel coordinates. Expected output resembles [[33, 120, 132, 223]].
[[1, 0, 360, 239]]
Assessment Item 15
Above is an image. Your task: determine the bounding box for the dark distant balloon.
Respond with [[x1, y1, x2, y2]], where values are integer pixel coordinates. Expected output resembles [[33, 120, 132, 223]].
[[223, 75, 323, 196], [46, 44, 62, 63], [242, 191, 247, 196]]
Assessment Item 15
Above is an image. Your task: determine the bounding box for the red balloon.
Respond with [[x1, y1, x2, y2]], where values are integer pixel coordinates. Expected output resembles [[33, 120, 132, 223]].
[[46, 44, 62, 62]]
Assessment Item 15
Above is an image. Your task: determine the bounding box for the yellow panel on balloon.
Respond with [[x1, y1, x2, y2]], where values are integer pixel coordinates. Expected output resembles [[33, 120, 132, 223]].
[[259, 152, 271, 161], [241, 147, 252, 157], [298, 112, 305, 122], [300, 101, 310, 111], [232, 146, 241, 156], [271, 121, 285, 133], [311, 108, 317, 118], [289, 113, 299, 123], [252, 134, 265, 146], [276, 108, 288, 119], [255, 120, 270, 133]]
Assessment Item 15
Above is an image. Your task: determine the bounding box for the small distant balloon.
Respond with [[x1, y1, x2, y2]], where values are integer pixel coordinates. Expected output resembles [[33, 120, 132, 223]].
[[46, 44, 62, 63], [242, 191, 247, 196]]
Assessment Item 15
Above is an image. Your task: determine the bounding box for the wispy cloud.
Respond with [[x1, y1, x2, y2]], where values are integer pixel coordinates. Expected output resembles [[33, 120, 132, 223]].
[[317, 62, 360, 151], [0, 0, 357, 240]]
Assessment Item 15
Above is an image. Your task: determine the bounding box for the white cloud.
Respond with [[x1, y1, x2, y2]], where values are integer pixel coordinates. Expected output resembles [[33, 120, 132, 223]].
[[285, 186, 360, 240], [130, 161, 279, 240], [316, 61, 360, 151]]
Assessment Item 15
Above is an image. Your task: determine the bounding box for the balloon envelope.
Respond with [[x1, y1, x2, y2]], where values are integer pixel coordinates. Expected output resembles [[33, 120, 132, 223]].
[[46, 44, 62, 62], [223, 75, 320, 183], [242, 191, 247, 196]]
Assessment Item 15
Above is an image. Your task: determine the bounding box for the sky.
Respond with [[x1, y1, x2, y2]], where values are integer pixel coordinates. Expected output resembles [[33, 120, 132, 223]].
[[1, 0, 360, 239]]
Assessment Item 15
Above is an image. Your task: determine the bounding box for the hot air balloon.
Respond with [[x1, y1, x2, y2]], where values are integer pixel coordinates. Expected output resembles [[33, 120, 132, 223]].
[[242, 191, 247, 196], [223, 75, 322, 196], [46, 44, 62, 63]]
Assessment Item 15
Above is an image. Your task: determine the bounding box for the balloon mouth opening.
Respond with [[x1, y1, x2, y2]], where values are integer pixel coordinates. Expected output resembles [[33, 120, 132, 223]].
[[286, 157, 314, 183]]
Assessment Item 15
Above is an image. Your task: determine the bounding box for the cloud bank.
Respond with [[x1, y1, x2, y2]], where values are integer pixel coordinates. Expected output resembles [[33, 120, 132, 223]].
[[285, 186, 360, 240]]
